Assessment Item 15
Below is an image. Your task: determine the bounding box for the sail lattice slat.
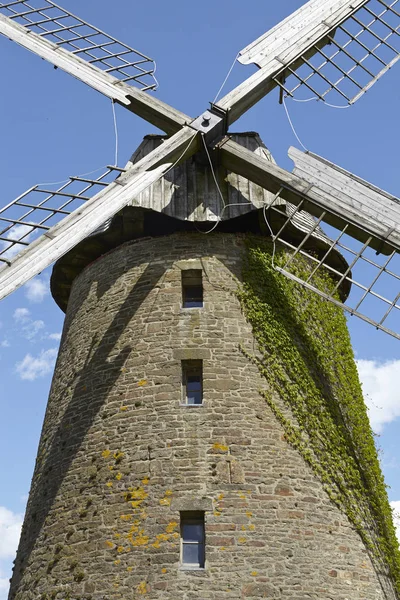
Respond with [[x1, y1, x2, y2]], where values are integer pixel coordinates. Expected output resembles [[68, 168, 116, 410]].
[[266, 196, 400, 340], [0, 166, 123, 265], [0, 0, 157, 90], [274, 0, 400, 105]]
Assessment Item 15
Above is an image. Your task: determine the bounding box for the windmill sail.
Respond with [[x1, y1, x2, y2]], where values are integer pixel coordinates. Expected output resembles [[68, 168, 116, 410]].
[[0, 1, 189, 133], [0, 127, 199, 300], [217, 0, 400, 122], [0, 0, 157, 90], [218, 138, 400, 340]]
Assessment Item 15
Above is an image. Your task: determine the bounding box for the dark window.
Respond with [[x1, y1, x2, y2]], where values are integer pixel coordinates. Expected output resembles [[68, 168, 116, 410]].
[[182, 269, 203, 308], [181, 512, 205, 568], [182, 360, 203, 405]]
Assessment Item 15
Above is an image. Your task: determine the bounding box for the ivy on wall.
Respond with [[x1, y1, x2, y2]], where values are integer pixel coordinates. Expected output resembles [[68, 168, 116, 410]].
[[238, 236, 400, 595]]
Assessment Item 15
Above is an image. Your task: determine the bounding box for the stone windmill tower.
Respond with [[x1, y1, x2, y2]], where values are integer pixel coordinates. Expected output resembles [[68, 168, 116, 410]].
[[1, 1, 400, 599]]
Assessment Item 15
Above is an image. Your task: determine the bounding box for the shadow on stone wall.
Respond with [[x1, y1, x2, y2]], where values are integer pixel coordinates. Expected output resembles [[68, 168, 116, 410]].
[[10, 257, 172, 596]]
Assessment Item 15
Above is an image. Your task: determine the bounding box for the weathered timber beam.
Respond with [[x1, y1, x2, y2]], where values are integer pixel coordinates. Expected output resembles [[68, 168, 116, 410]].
[[0, 14, 190, 134], [217, 137, 400, 254], [0, 127, 200, 300]]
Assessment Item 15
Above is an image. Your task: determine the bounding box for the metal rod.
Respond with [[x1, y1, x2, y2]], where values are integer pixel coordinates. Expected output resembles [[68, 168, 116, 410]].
[[0, 217, 50, 229], [379, 290, 400, 325], [353, 251, 396, 311], [305, 225, 350, 283], [275, 266, 400, 341], [282, 210, 327, 271], [15, 202, 70, 214]]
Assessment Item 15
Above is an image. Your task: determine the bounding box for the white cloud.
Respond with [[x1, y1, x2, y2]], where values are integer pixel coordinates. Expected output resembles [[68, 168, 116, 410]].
[[15, 348, 57, 381], [0, 224, 34, 261], [0, 507, 22, 600], [357, 359, 400, 433], [12, 308, 44, 340], [24, 320, 45, 341], [24, 277, 48, 303], [48, 332, 61, 341], [0, 574, 10, 600], [13, 308, 30, 324], [0, 507, 22, 560], [0, 341, 10, 348], [390, 501, 400, 543]]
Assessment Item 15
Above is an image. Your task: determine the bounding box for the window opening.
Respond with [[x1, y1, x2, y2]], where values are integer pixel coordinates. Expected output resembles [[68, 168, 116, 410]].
[[180, 512, 205, 569], [182, 360, 203, 405], [182, 269, 203, 308]]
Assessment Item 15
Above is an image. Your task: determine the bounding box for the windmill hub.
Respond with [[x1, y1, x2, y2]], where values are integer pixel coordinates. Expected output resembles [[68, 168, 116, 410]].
[[190, 105, 227, 145]]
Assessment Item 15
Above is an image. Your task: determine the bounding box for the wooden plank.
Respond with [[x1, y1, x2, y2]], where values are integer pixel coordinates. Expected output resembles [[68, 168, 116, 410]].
[[289, 146, 400, 242], [218, 137, 400, 253], [0, 127, 199, 300], [216, 0, 368, 124], [0, 13, 190, 134]]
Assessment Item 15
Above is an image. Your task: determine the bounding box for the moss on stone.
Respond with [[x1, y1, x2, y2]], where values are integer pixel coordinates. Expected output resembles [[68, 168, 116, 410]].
[[239, 236, 400, 594]]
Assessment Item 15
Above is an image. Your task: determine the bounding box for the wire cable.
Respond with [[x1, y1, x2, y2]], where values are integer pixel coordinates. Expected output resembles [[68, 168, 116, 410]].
[[282, 95, 309, 152], [151, 59, 160, 91], [112, 100, 119, 167], [213, 53, 240, 104], [197, 134, 226, 234], [35, 98, 123, 187], [290, 95, 352, 110]]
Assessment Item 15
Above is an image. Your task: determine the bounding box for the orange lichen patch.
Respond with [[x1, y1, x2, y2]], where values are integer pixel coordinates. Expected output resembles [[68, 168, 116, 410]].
[[142, 476, 149, 485], [166, 521, 178, 534], [124, 486, 148, 509], [217, 493, 224, 501], [138, 379, 147, 387], [214, 511, 221, 517], [238, 537, 247, 544], [159, 490, 172, 506], [220, 546, 226, 551], [212, 442, 229, 453], [108, 466, 114, 471], [161, 568, 167, 574], [115, 472, 122, 481], [137, 581, 148, 594], [105, 541, 114, 549], [114, 560, 121, 566], [249, 524, 255, 531], [152, 540, 161, 549], [251, 571, 258, 577], [246, 511, 253, 518], [131, 531, 149, 547], [120, 406, 128, 411], [106, 482, 113, 488], [155, 533, 170, 543], [120, 515, 132, 521], [114, 451, 124, 461], [127, 566, 133, 572], [102, 449, 111, 459], [114, 533, 121, 539], [117, 546, 124, 553]]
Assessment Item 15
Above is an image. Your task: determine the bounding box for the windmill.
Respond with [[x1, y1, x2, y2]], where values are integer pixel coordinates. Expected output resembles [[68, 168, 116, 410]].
[[1, 1, 400, 599]]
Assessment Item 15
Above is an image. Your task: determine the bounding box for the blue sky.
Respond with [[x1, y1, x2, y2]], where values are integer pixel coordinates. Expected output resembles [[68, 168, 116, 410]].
[[0, 1, 399, 596]]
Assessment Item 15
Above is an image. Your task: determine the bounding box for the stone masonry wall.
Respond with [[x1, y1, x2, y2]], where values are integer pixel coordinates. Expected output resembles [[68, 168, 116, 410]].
[[9, 232, 395, 600]]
